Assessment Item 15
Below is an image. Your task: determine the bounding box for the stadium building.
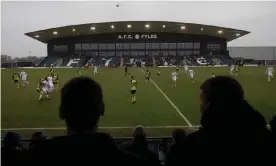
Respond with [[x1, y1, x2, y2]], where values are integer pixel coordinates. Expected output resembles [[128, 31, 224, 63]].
[[25, 21, 249, 67]]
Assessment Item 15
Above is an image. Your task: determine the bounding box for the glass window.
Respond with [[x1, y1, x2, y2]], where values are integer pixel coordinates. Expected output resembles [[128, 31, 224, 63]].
[[131, 51, 145, 56], [116, 52, 122, 57], [123, 43, 130, 50], [91, 44, 98, 50], [83, 52, 91, 56], [151, 43, 160, 49], [75, 52, 81, 56], [116, 43, 123, 50], [107, 44, 115, 50], [152, 51, 160, 56], [177, 43, 185, 49], [184, 51, 193, 55], [169, 43, 176, 49], [82, 44, 90, 50], [162, 51, 169, 56], [194, 43, 200, 49], [122, 51, 129, 56], [169, 51, 176, 56], [137, 51, 145, 56], [106, 52, 115, 56], [75, 44, 82, 50], [161, 43, 169, 49], [99, 52, 109, 57], [207, 44, 220, 50], [146, 43, 151, 50], [178, 51, 185, 56], [193, 51, 200, 55], [91, 52, 98, 56], [185, 43, 193, 49], [131, 43, 145, 50], [99, 44, 107, 50], [131, 52, 139, 56]]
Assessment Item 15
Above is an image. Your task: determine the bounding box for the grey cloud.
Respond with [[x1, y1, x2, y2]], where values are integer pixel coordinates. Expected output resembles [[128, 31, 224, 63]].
[[1, 1, 276, 57]]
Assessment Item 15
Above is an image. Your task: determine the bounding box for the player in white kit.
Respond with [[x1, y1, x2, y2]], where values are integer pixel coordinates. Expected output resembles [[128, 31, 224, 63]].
[[265, 66, 274, 82], [184, 64, 189, 75], [42, 79, 50, 100], [37, 78, 50, 101], [94, 65, 98, 76], [210, 73, 216, 78], [172, 71, 178, 88], [230, 65, 235, 75], [19, 70, 30, 87], [47, 74, 54, 93], [189, 69, 195, 83]]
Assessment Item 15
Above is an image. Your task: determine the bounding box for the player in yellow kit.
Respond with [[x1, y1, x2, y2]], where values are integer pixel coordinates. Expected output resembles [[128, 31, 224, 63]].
[[235, 66, 240, 76], [130, 76, 137, 104], [49, 65, 54, 75], [145, 69, 151, 84], [53, 73, 59, 90], [12, 73, 20, 88], [37, 78, 49, 101], [157, 67, 161, 76], [76, 66, 82, 76], [176, 66, 179, 73]]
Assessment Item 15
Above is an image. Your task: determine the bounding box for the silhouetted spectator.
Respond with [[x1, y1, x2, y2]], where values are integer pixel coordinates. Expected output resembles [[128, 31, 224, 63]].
[[270, 115, 276, 134], [186, 76, 271, 164], [29, 132, 46, 149], [165, 128, 188, 166], [1, 132, 23, 166], [122, 125, 161, 166], [28, 77, 144, 166]]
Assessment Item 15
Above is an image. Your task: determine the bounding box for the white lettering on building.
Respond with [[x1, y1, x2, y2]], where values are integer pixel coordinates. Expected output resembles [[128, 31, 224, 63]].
[[54, 45, 68, 52], [117, 34, 158, 40]]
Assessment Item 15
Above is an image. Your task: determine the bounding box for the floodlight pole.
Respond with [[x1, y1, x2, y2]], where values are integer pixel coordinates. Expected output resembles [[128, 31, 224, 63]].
[[273, 47, 275, 61]]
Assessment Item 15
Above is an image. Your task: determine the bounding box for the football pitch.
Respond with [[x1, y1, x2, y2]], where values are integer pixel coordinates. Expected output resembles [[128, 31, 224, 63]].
[[1, 67, 276, 138]]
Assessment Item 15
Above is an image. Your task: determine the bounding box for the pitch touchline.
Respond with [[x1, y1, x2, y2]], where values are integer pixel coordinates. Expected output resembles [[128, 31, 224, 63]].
[[1, 125, 271, 131], [145, 74, 193, 127], [1, 126, 200, 131]]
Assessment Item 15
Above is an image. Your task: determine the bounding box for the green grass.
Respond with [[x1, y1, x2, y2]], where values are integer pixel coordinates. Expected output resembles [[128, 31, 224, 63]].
[[1, 67, 276, 138]]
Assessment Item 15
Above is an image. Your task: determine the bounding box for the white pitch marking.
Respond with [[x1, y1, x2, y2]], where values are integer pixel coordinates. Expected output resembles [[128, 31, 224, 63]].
[[1, 125, 200, 131], [141, 70, 193, 127]]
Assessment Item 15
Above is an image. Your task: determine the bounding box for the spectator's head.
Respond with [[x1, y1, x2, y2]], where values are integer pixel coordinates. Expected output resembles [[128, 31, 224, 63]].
[[133, 125, 146, 138], [270, 115, 276, 133], [132, 125, 147, 147], [200, 77, 267, 136], [199, 76, 244, 114], [131, 76, 134, 80], [29, 132, 46, 149], [60, 77, 104, 135], [172, 128, 187, 144], [4, 132, 21, 149]]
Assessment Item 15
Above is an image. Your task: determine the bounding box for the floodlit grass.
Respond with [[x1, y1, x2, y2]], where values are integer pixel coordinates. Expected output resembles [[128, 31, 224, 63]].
[[1, 67, 276, 138]]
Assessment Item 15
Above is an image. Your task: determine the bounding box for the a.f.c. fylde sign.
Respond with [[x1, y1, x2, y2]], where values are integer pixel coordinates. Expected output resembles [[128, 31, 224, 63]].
[[117, 34, 158, 40]]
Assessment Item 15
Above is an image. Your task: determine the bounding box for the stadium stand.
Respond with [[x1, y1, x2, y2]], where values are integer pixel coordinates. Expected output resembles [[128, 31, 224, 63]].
[[215, 54, 235, 65], [212, 57, 223, 65], [60, 57, 71, 66], [104, 56, 121, 67], [54, 58, 63, 67], [38, 56, 61, 67]]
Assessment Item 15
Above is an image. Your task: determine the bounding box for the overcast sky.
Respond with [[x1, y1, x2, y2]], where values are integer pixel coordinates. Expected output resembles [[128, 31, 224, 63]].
[[1, 1, 276, 57]]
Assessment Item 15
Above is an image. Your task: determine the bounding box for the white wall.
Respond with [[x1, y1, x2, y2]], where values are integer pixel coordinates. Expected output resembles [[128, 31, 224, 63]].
[[228, 47, 276, 60]]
